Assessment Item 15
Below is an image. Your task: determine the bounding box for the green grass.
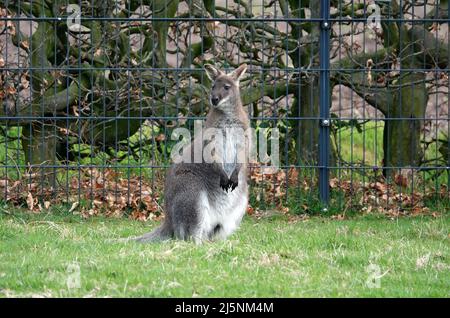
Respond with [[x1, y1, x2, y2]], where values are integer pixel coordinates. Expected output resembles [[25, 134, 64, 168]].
[[334, 121, 449, 185], [335, 121, 384, 165], [335, 121, 448, 168], [0, 210, 448, 297]]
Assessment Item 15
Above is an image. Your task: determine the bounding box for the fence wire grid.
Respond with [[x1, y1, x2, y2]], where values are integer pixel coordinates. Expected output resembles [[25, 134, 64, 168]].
[[0, 0, 449, 218]]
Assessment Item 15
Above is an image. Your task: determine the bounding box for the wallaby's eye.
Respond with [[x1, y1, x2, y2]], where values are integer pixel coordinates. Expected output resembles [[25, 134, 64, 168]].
[[212, 84, 216, 89], [224, 84, 231, 90]]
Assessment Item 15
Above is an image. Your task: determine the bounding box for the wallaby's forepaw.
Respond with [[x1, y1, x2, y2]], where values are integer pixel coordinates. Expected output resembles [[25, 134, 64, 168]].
[[228, 168, 239, 192], [228, 178, 238, 192], [220, 178, 238, 192], [220, 175, 229, 191], [220, 179, 230, 192]]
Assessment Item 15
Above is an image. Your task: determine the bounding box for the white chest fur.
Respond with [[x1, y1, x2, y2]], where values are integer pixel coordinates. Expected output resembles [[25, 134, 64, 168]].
[[218, 127, 248, 178], [197, 172, 248, 241]]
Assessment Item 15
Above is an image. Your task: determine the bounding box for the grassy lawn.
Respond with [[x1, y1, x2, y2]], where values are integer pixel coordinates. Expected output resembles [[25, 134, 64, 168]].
[[335, 121, 384, 166], [0, 210, 448, 297]]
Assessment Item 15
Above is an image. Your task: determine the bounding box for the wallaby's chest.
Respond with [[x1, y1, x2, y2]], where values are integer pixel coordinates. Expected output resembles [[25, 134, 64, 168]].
[[198, 171, 248, 239]]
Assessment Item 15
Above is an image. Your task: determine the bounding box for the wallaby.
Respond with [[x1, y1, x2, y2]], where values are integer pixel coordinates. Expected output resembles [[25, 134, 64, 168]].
[[135, 64, 251, 243]]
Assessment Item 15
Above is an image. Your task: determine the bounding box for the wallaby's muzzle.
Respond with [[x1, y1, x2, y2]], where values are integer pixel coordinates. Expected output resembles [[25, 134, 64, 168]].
[[211, 97, 220, 106]]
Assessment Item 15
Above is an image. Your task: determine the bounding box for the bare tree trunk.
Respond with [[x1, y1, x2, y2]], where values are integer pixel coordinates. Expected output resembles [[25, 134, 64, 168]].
[[22, 124, 59, 187], [383, 73, 427, 177], [292, 78, 320, 164], [152, 0, 179, 67], [287, 0, 322, 164]]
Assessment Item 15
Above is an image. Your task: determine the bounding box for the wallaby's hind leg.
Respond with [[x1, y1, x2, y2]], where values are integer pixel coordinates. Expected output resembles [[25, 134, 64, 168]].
[[174, 225, 204, 244], [207, 224, 223, 241], [169, 191, 206, 242]]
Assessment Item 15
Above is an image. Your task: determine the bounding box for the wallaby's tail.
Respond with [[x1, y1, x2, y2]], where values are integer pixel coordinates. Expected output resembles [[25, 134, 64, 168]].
[[134, 223, 173, 243]]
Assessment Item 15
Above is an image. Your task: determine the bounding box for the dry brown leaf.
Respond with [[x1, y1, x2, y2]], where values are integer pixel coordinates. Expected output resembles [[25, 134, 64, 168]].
[[6, 86, 16, 95], [330, 178, 339, 188], [20, 75, 29, 88], [130, 210, 148, 221], [331, 214, 346, 220], [44, 201, 51, 209], [59, 128, 70, 135], [26, 192, 34, 211], [20, 41, 29, 50], [394, 174, 408, 188], [94, 48, 103, 57], [72, 106, 80, 117], [155, 134, 166, 142], [206, 21, 220, 32], [6, 20, 15, 36], [428, 22, 439, 32], [68, 201, 79, 213], [287, 167, 299, 185]]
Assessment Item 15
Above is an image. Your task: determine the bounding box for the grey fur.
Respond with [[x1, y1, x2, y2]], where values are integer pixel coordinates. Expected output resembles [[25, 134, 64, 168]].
[[135, 64, 250, 243]]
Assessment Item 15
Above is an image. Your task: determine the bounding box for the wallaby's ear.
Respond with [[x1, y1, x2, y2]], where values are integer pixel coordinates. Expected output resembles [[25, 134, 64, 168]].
[[204, 64, 221, 82], [229, 64, 247, 82]]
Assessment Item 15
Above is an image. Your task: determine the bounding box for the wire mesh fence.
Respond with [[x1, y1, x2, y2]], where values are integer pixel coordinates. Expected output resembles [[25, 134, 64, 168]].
[[0, 0, 448, 218]]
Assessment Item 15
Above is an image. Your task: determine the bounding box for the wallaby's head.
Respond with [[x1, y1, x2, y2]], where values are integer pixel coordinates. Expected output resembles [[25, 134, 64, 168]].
[[204, 64, 247, 111]]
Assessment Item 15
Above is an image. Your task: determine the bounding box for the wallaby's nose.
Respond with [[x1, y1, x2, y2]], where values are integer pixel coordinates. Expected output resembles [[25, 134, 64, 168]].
[[211, 97, 219, 106]]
